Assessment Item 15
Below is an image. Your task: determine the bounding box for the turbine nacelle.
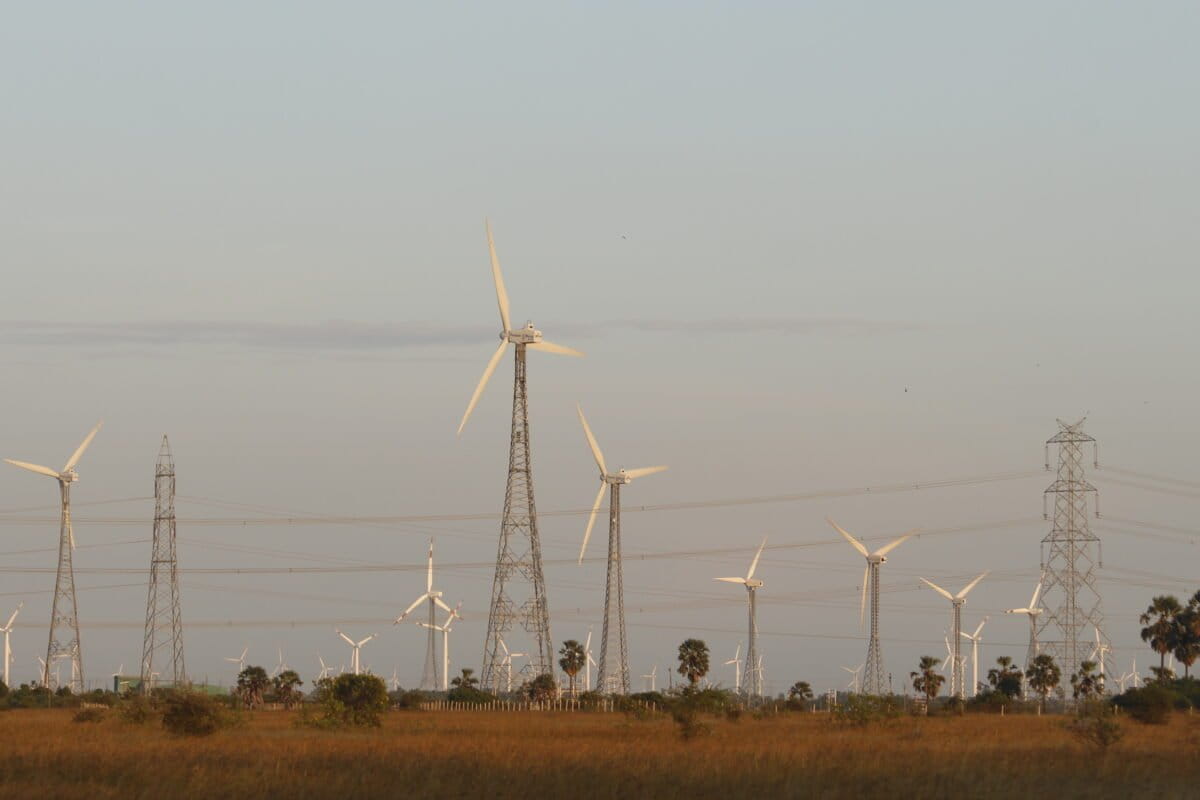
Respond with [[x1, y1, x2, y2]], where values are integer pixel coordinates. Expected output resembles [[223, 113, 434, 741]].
[[504, 321, 543, 345]]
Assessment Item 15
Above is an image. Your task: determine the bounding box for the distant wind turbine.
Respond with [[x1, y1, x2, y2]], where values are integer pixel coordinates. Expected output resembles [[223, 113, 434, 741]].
[[920, 571, 989, 701]]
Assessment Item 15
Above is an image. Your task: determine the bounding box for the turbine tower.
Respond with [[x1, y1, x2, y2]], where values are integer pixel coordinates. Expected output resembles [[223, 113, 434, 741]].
[[1040, 418, 1107, 686], [920, 572, 988, 701], [394, 539, 452, 690], [829, 518, 916, 696], [576, 404, 667, 695], [1, 603, 22, 688], [6, 421, 102, 692], [416, 602, 462, 691], [336, 630, 376, 676], [457, 220, 582, 692], [725, 643, 742, 693], [1005, 572, 1045, 691], [960, 617, 989, 698], [715, 538, 767, 698], [140, 436, 186, 691]]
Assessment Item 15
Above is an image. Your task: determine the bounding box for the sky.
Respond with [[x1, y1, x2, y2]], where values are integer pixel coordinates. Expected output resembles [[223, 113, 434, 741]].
[[1, 2, 1198, 694]]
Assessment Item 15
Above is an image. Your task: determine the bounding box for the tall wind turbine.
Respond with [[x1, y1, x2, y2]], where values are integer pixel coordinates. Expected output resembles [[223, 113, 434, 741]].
[[1, 603, 21, 688], [920, 572, 989, 701], [457, 221, 582, 691], [577, 403, 667, 695], [715, 538, 767, 697], [394, 538, 453, 690], [1005, 572, 1045, 690], [829, 518, 916, 696], [336, 629, 376, 676], [725, 643, 743, 694], [6, 421, 102, 692], [960, 617, 989, 698], [415, 603, 462, 691]]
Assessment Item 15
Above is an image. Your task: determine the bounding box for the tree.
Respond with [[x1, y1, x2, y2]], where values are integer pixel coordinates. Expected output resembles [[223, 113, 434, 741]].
[[676, 639, 710, 687], [273, 670, 303, 709], [524, 673, 557, 702], [236, 665, 270, 709], [313, 673, 389, 727], [558, 640, 585, 697], [1172, 607, 1199, 679], [450, 668, 479, 691], [1140, 595, 1183, 672], [986, 656, 1023, 699], [1025, 654, 1061, 714], [910, 656, 944, 710], [788, 681, 813, 701], [1070, 660, 1103, 700]]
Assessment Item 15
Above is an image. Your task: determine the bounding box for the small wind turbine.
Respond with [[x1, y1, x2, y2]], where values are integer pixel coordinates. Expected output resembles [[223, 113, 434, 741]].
[[842, 664, 863, 694], [1, 602, 22, 688], [829, 518, 917, 695], [111, 663, 125, 692], [415, 603, 462, 691], [6, 421, 102, 692], [1131, 657, 1140, 689], [583, 628, 596, 693], [577, 403, 667, 695], [715, 538, 767, 697], [1005, 572, 1045, 690], [920, 572, 988, 701], [1089, 626, 1112, 686], [317, 654, 332, 681], [224, 646, 248, 674], [960, 617, 989, 698], [395, 539, 454, 690], [641, 665, 658, 692], [725, 643, 743, 693], [498, 637, 526, 693], [336, 629, 377, 676], [272, 648, 288, 678], [390, 667, 400, 692]]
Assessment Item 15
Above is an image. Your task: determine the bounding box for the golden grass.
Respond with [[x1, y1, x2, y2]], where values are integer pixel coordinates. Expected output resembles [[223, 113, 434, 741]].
[[1, 709, 1198, 799]]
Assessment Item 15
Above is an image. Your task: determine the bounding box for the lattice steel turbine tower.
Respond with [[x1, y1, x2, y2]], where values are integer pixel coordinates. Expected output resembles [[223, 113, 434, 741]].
[[715, 538, 768, 698], [576, 404, 667, 694], [140, 436, 186, 690], [829, 518, 916, 696], [920, 572, 988, 701], [1039, 418, 1108, 682], [5, 421, 102, 692], [457, 220, 583, 692]]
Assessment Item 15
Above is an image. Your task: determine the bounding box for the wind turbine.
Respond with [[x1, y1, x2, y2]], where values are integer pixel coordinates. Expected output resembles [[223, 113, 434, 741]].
[[576, 403, 667, 695], [1004, 572, 1045, 689], [960, 617, 990, 698], [498, 637, 526, 694], [317, 654, 332, 681], [111, 663, 125, 693], [458, 220, 583, 691], [415, 603, 462, 692], [715, 538, 767, 697], [842, 664, 863, 694], [1089, 626, 1111, 687], [725, 644, 743, 694], [829, 518, 916, 695], [641, 665, 658, 692], [583, 628, 596, 693], [224, 646, 248, 674], [1130, 657, 1140, 689], [920, 572, 989, 701], [390, 667, 400, 692], [1, 602, 22, 688], [271, 648, 289, 678], [336, 630, 376, 676], [394, 538, 453, 690], [6, 421, 102, 692]]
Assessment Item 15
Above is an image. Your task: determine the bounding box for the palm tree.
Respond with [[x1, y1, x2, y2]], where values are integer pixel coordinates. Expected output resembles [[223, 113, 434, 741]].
[[273, 669, 303, 709], [450, 668, 479, 691], [910, 656, 944, 712], [237, 665, 270, 709], [1173, 607, 1199, 679], [1025, 654, 1061, 715], [676, 639, 710, 687], [788, 681, 813, 701], [1140, 595, 1183, 672], [986, 656, 1023, 699], [558, 640, 585, 697], [1070, 660, 1102, 700]]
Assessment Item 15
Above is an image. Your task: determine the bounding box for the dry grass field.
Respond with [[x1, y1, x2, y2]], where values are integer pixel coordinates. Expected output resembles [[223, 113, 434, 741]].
[[1, 708, 1198, 799]]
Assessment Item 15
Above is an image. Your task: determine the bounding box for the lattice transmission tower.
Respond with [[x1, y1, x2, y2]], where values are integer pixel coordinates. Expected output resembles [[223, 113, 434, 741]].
[[1039, 418, 1108, 684], [140, 436, 186, 690]]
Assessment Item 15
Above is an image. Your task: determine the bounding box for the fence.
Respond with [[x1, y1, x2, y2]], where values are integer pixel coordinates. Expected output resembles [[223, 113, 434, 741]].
[[416, 698, 661, 713]]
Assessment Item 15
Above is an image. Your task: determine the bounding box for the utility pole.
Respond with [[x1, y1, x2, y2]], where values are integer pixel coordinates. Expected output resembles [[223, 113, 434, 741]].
[[140, 436, 186, 691], [1039, 418, 1107, 688]]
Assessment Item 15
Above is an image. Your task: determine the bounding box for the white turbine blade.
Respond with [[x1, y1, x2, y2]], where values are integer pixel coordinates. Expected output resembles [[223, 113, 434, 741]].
[[457, 339, 510, 436], [827, 518, 868, 557], [971, 618, 988, 638], [358, 635, 377, 647], [396, 593, 430, 622], [63, 421, 103, 471], [955, 571, 989, 600], [1030, 575, 1044, 608], [338, 631, 355, 646], [624, 465, 668, 480], [873, 530, 918, 558], [746, 536, 767, 581], [1005, 607, 1031, 615], [499, 638, 510, 656], [584, 629, 592, 651], [920, 578, 955, 602], [3, 603, 21, 630], [485, 219, 512, 333], [434, 596, 453, 614], [4, 459, 60, 479], [426, 539, 434, 592], [714, 577, 747, 585], [579, 481, 607, 564], [860, 564, 869, 627], [576, 404, 607, 475], [526, 340, 583, 357], [240, 646, 248, 660]]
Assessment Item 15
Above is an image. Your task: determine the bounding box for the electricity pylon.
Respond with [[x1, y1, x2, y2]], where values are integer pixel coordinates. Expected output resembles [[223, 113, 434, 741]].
[[141, 436, 186, 691]]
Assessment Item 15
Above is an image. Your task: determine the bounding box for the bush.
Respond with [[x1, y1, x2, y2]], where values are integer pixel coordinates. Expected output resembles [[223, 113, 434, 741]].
[[1113, 684, 1176, 724], [72, 707, 106, 723], [833, 694, 903, 726], [305, 673, 389, 728], [1066, 703, 1123, 751], [162, 691, 234, 736], [116, 693, 157, 725], [671, 705, 711, 740]]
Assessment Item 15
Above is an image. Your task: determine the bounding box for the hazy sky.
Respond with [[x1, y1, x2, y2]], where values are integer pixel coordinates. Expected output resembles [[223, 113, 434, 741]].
[[1, 2, 1198, 693]]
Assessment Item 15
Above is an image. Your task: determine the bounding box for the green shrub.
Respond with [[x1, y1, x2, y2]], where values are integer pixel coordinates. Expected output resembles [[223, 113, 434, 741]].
[[1113, 684, 1176, 724], [72, 707, 106, 723], [116, 693, 157, 725], [305, 673, 389, 728], [833, 694, 903, 726], [162, 691, 234, 736]]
